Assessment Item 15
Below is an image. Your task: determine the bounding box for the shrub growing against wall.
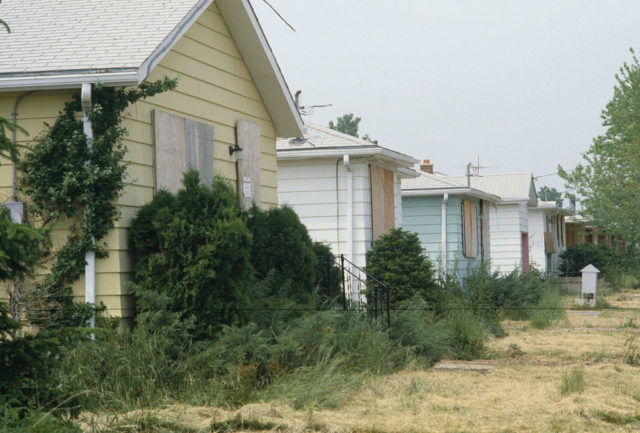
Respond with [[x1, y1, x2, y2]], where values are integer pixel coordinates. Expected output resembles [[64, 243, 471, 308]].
[[130, 170, 252, 338], [247, 205, 318, 304], [365, 228, 438, 308]]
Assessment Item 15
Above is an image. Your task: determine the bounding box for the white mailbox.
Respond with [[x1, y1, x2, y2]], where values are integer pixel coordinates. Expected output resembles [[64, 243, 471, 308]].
[[580, 264, 600, 306]]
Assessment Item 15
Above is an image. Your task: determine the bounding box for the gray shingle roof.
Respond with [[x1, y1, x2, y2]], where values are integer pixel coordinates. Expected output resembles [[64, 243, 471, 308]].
[[0, 0, 199, 75], [403, 171, 536, 204], [277, 122, 419, 168], [277, 122, 381, 150]]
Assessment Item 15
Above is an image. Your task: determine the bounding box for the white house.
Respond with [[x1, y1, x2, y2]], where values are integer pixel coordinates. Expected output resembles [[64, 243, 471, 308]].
[[277, 123, 418, 301], [528, 200, 568, 275], [464, 173, 538, 274]]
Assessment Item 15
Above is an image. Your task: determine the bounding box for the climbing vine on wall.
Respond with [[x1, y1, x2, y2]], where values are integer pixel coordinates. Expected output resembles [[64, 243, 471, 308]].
[[20, 77, 177, 328]]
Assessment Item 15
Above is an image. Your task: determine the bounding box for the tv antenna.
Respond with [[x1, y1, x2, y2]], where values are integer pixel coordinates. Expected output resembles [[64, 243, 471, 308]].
[[294, 90, 332, 116]]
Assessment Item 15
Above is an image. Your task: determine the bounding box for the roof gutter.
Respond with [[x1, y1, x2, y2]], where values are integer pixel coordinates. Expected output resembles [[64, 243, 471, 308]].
[[402, 187, 501, 203], [0, 71, 139, 92], [278, 146, 418, 166]]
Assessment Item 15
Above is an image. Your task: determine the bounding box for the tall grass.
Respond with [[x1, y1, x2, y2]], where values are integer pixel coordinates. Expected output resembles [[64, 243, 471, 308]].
[[560, 366, 585, 395], [55, 295, 496, 414], [529, 289, 565, 329]]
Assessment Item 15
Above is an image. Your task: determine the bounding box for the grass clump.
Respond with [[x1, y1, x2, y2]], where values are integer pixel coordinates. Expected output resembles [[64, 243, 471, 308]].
[[560, 365, 585, 395], [594, 410, 640, 425], [529, 289, 565, 329], [210, 414, 284, 432], [624, 334, 640, 365]]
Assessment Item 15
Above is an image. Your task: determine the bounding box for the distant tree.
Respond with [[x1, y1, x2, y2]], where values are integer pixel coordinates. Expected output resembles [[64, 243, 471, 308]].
[[329, 113, 378, 144], [329, 113, 361, 137], [559, 49, 640, 244], [537, 186, 562, 207], [361, 134, 378, 145]]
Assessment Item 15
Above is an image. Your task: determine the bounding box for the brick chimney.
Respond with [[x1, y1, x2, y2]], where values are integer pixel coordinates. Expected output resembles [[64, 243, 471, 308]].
[[420, 159, 434, 174]]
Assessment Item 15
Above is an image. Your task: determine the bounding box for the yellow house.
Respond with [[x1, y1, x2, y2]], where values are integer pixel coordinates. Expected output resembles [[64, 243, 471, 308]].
[[0, 0, 304, 319]]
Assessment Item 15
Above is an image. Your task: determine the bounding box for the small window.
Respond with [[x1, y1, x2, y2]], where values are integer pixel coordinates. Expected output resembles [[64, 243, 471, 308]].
[[462, 200, 478, 258]]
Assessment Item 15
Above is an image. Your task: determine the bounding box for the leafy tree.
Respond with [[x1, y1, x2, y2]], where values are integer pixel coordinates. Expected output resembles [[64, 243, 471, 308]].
[[559, 49, 640, 243], [537, 186, 563, 207], [130, 170, 252, 338], [329, 113, 361, 137], [365, 228, 438, 308]]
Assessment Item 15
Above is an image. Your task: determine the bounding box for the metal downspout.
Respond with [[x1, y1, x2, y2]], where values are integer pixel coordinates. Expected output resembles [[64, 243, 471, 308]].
[[81, 83, 96, 330], [441, 193, 449, 277], [343, 154, 353, 300]]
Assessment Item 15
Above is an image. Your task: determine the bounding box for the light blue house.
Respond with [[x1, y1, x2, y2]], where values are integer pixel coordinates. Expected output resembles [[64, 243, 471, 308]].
[[401, 164, 500, 281]]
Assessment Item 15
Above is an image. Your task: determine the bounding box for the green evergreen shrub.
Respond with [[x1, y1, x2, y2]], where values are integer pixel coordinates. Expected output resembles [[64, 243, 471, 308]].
[[365, 228, 438, 308], [130, 170, 252, 338], [247, 205, 318, 303], [312, 242, 343, 302]]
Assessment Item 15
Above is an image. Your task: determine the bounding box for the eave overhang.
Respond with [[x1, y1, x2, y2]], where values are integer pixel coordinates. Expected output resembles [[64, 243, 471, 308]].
[[401, 187, 501, 203], [0, 0, 304, 138], [277, 145, 419, 168]]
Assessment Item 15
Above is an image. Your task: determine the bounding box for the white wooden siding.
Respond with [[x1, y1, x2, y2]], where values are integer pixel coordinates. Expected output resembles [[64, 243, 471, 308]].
[[278, 158, 372, 271], [394, 173, 402, 228], [488, 203, 527, 274], [528, 209, 546, 272]]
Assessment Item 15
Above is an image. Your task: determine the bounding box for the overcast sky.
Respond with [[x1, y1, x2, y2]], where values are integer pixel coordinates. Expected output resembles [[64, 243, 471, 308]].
[[250, 0, 640, 192]]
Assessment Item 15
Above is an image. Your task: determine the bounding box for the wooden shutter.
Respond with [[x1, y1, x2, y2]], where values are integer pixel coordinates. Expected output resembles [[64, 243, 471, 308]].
[[153, 109, 214, 193], [521, 232, 530, 273], [481, 200, 488, 261], [463, 200, 478, 258], [235, 120, 261, 208], [370, 164, 395, 240]]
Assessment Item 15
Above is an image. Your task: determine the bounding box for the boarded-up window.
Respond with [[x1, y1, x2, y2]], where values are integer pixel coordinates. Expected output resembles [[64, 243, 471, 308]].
[[235, 120, 261, 208], [462, 200, 478, 258], [153, 110, 214, 193], [521, 232, 530, 273], [480, 200, 488, 261], [370, 165, 395, 240]]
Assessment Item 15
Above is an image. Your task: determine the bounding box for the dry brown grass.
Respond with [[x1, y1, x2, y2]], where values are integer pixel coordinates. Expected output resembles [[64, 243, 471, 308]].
[[84, 290, 640, 433]]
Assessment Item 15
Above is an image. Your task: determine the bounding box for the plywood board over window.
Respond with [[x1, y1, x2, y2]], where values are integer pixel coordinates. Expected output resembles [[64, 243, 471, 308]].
[[462, 200, 478, 258], [235, 120, 261, 208], [480, 200, 488, 261], [153, 109, 214, 193], [370, 164, 395, 240]]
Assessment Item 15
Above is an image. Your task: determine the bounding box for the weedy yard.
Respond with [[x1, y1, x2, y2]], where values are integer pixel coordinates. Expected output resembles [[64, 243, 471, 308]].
[[80, 290, 640, 433]]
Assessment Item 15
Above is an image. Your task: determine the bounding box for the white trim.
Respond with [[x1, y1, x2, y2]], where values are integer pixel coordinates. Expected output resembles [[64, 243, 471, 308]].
[[139, 0, 213, 81], [278, 147, 418, 166], [0, 0, 212, 92], [402, 187, 501, 203], [216, 0, 303, 137], [0, 71, 139, 91]]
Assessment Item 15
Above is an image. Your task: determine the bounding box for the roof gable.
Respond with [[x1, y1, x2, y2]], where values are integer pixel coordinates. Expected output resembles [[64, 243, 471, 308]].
[[0, 0, 303, 137]]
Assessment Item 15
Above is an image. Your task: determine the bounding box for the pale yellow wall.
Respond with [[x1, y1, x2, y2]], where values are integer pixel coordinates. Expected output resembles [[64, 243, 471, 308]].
[[0, 2, 279, 318]]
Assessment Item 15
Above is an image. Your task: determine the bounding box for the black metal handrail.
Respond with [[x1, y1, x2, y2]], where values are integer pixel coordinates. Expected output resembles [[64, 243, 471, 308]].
[[335, 254, 392, 328]]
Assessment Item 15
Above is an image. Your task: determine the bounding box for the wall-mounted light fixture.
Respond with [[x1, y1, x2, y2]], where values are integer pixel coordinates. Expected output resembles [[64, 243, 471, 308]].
[[229, 144, 243, 161]]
